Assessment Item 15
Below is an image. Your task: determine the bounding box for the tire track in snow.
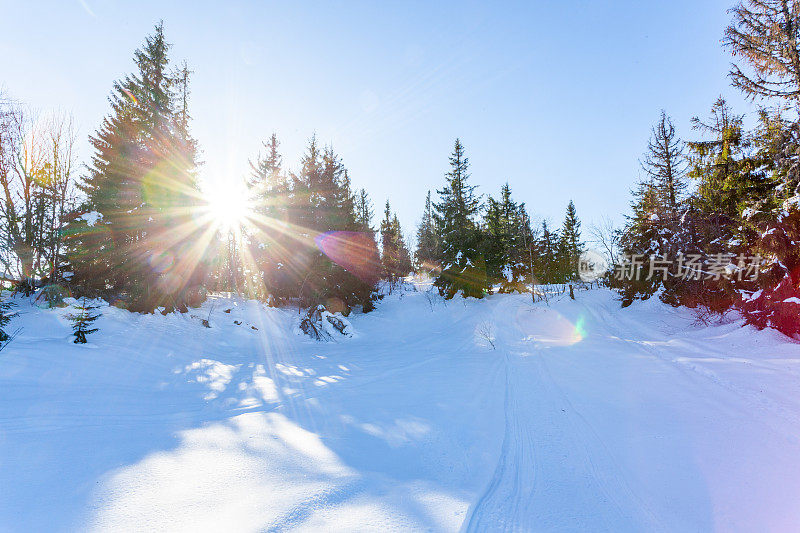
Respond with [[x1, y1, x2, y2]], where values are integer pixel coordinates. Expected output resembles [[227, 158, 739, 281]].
[[464, 296, 539, 532], [464, 350, 537, 532]]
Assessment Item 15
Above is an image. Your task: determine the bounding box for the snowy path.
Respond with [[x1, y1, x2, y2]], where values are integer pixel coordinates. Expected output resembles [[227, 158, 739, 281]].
[[3, 287, 800, 531], [465, 298, 659, 531]]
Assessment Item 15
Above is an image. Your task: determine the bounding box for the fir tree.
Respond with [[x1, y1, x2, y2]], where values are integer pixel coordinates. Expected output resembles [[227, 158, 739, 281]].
[[483, 183, 531, 292], [433, 139, 487, 298], [688, 97, 753, 224], [724, 0, 800, 102], [355, 189, 375, 232], [66, 22, 205, 313], [414, 191, 440, 272], [273, 137, 379, 311], [537, 221, 560, 284], [70, 297, 101, 344], [244, 133, 287, 299], [0, 297, 16, 345], [641, 111, 687, 219], [249, 133, 283, 195], [380, 201, 412, 281], [558, 200, 583, 282]]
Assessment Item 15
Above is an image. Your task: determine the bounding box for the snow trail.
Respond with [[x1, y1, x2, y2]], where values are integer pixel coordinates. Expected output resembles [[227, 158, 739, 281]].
[[466, 298, 661, 532]]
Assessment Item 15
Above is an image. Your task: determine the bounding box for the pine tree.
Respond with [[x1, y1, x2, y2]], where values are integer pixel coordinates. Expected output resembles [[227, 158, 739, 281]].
[[433, 139, 487, 298], [380, 201, 411, 282], [242, 133, 287, 300], [355, 189, 374, 232], [724, 0, 800, 102], [688, 97, 753, 224], [275, 137, 379, 312], [483, 183, 531, 292], [0, 297, 16, 345], [642, 111, 687, 219], [66, 22, 205, 313], [414, 191, 440, 272], [537, 221, 560, 284], [615, 179, 662, 305], [70, 297, 101, 344], [558, 200, 583, 282]]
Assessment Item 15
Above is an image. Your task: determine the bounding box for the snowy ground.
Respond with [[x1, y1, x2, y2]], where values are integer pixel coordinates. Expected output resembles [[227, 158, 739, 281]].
[[3, 283, 800, 531]]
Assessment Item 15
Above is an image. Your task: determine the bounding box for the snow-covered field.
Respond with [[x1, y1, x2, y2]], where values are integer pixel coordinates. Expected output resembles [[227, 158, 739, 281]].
[[3, 284, 800, 531]]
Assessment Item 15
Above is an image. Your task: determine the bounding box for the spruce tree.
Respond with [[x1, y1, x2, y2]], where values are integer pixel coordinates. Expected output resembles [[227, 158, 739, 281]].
[[483, 183, 531, 292], [414, 191, 440, 272], [724, 0, 800, 102], [280, 137, 379, 311], [615, 180, 662, 305], [483, 195, 506, 280], [0, 297, 16, 345], [433, 139, 487, 298], [246, 133, 286, 300], [558, 200, 583, 282], [723, 1, 800, 334], [615, 111, 718, 307], [642, 111, 687, 219], [392, 214, 412, 278], [248, 133, 285, 226], [380, 201, 412, 282], [688, 97, 752, 224], [537, 221, 560, 284], [355, 189, 375, 232], [67, 22, 204, 313], [249, 133, 283, 196], [70, 297, 101, 344]]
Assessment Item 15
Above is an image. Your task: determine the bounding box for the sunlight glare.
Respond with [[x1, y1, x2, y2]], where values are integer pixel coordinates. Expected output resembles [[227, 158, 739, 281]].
[[204, 180, 253, 230]]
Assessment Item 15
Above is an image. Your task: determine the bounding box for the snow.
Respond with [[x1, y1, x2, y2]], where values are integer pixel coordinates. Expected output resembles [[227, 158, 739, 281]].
[[4, 287, 800, 530], [79, 211, 103, 226], [763, 227, 779, 237], [783, 195, 800, 212], [501, 264, 513, 282]]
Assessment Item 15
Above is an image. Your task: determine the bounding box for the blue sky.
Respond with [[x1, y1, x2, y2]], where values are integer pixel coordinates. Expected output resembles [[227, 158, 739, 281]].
[[1, 0, 754, 240]]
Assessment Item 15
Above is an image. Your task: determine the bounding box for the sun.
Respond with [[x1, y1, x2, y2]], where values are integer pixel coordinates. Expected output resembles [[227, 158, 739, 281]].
[[204, 180, 253, 230]]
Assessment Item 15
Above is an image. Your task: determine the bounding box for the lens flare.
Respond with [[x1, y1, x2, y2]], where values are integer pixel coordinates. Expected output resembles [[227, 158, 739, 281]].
[[315, 231, 381, 284], [203, 180, 253, 230], [515, 307, 586, 346]]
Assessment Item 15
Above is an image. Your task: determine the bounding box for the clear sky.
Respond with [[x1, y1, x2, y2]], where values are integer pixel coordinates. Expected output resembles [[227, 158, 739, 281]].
[[1, 0, 754, 240]]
